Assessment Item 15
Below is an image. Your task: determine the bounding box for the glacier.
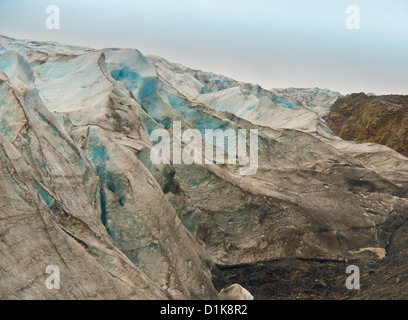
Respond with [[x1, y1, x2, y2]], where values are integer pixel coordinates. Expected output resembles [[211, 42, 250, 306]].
[[1, 34, 408, 299]]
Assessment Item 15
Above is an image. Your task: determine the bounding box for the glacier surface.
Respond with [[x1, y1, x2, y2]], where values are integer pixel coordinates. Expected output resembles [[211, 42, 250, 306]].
[[1, 35, 408, 299]]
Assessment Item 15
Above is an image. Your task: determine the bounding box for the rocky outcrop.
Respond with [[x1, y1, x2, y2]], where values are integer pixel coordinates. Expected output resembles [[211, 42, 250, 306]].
[[218, 284, 253, 300], [326, 93, 408, 157]]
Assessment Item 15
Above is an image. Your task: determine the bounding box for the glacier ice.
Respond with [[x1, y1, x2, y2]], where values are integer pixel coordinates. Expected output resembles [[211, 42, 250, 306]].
[[1, 34, 408, 299]]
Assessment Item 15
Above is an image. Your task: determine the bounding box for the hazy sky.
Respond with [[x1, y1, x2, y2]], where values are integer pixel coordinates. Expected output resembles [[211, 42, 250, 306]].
[[0, 0, 407, 94]]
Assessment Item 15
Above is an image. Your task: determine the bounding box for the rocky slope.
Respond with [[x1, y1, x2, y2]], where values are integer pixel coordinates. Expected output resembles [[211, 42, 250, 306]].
[[326, 93, 408, 157], [1, 35, 408, 299]]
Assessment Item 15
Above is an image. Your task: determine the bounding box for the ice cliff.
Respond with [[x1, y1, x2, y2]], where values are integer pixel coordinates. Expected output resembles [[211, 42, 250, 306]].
[[1, 35, 408, 299]]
